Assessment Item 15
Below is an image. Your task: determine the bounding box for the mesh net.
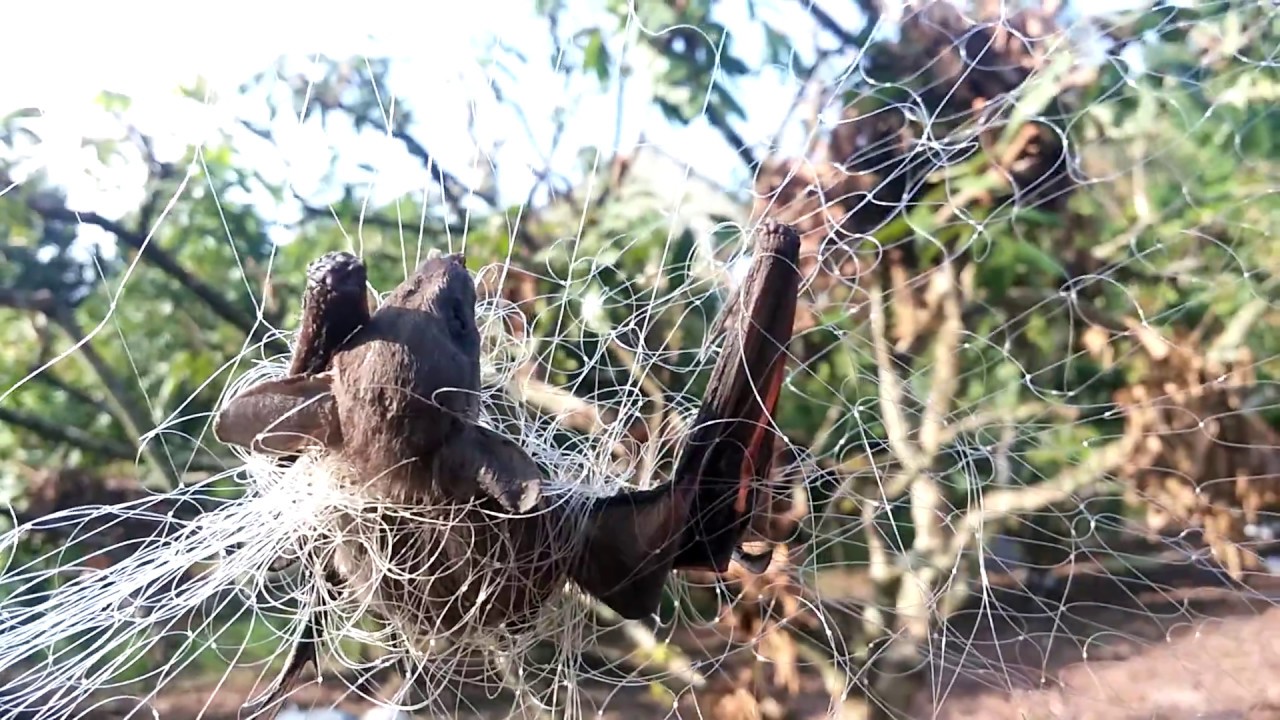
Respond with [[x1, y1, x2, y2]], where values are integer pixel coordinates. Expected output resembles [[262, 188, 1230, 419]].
[[0, 1, 1278, 718]]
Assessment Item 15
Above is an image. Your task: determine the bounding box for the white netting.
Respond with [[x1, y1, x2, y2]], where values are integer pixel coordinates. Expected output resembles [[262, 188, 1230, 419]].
[[0, 1, 1278, 718]]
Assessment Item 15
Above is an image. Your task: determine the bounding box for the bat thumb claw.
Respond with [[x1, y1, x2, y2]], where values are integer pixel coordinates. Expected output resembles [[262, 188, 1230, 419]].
[[733, 545, 775, 574], [491, 477, 541, 514], [511, 480, 541, 513]]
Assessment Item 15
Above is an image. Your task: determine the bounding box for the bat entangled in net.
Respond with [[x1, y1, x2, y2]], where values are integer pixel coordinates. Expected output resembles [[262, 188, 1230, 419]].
[[0, 221, 804, 720]]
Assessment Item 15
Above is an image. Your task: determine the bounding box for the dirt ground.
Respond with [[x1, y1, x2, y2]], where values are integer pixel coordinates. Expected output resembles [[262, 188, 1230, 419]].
[[73, 554, 1280, 720], [914, 556, 1280, 720]]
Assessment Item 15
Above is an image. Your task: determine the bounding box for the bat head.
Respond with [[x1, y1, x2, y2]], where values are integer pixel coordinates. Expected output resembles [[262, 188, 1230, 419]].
[[364, 250, 482, 416], [214, 251, 483, 469]]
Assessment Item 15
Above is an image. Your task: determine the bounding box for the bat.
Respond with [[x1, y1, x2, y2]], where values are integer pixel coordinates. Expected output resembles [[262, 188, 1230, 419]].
[[572, 220, 802, 612], [669, 219, 799, 574], [222, 252, 370, 717], [214, 223, 801, 714]]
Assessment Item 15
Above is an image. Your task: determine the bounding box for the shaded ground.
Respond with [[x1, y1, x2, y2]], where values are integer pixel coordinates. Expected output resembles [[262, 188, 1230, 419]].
[[74, 551, 1280, 719], [915, 553, 1280, 720]]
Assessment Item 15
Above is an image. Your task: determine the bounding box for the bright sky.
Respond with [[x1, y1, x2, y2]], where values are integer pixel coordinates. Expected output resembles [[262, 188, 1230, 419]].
[[0, 0, 1133, 230], [0, 1, 841, 223]]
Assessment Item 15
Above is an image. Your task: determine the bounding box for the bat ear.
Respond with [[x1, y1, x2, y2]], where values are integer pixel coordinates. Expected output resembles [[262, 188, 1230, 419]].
[[213, 373, 342, 456], [434, 423, 542, 513], [572, 484, 691, 620]]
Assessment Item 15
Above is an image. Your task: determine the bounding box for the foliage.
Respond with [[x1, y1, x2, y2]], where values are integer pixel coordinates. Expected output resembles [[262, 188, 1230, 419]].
[[0, 1, 1276, 717]]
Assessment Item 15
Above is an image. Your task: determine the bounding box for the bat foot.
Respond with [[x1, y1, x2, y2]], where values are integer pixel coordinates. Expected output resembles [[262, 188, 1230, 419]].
[[732, 546, 774, 574], [306, 251, 367, 294], [673, 542, 774, 576]]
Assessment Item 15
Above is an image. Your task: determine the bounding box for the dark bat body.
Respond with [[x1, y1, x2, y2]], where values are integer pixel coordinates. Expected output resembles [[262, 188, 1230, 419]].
[[576, 221, 802, 611], [215, 223, 801, 715]]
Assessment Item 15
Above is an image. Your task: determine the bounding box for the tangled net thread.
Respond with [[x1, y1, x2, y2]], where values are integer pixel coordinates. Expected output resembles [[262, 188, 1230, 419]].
[[0, 255, 752, 718]]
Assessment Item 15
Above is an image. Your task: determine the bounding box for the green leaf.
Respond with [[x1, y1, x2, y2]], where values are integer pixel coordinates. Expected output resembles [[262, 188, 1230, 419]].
[[1009, 238, 1066, 279], [95, 91, 132, 113], [763, 24, 794, 67], [718, 53, 750, 77], [1001, 48, 1075, 145], [583, 29, 611, 84], [712, 87, 747, 122]]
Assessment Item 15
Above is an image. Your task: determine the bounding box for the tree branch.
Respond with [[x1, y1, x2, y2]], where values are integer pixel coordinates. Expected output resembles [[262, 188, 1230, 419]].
[[339, 105, 497, 209], [0, 287, 57, 314], [0, 406, 133, 461], [1209, 297, 1269, 361], [707, 110, 758, 171], [291, 188, 469, 240], [918, 264, 963, 456], [867, 277, 921, 472], [0, 404, 223, 474], [24, 197, 286, 356], [507, 365, 646, 459], [959, 432, 1138, 531], [50, 311, 182, 487], [29, 368, 115, 418], [798, 0, 872, 49]]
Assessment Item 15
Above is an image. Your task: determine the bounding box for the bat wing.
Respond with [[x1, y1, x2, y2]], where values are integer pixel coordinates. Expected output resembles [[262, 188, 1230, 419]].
[[213, 373, 342, 455], [433, 422, 543, 514], [216, 252, 368, 457], [243, 566, 342, 718], [437, 421, 688, 620], [668, 220, 800, 575], [575, 482, 692, 620], [726, 346, 788, 575]]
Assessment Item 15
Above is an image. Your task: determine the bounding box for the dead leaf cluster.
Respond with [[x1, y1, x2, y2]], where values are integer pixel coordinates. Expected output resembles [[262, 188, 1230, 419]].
[[750, 1, 1075, 303], [1113, 330, 1280, 578]]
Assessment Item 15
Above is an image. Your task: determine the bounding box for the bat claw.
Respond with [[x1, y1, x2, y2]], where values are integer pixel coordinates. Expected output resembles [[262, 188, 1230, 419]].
[[493, 477, 541, 514], [732, 546, 774, 574]]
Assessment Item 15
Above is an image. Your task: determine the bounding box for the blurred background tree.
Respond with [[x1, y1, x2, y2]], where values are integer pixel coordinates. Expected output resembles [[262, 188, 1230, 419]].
[[0, 1, 1276, 718]]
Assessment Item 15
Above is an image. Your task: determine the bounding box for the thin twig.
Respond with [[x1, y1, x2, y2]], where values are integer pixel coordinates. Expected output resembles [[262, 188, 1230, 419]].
[[607, 341, 667, 482], [44, 311, 180, 487], [507, 365, 642, 460], [866, 277, 921, 471], [798, 0, 873, 49], [917, 264, 963, 456], [0, 406, 133, 463], [23, 199, 284, 356], [588, 599, 706, 689]]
